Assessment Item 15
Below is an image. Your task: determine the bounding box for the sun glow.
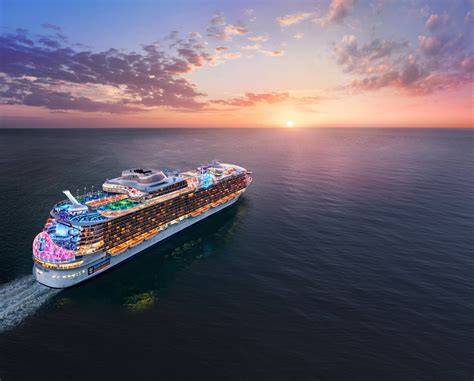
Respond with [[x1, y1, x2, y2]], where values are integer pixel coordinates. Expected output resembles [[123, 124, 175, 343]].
[[285, 120, 294, 128]]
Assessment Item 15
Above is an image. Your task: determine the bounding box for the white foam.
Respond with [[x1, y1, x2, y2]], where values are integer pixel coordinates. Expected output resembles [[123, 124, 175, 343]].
[[0, 275, 60, 333]]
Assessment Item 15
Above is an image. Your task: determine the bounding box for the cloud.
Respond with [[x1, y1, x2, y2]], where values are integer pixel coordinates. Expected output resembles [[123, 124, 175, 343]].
[[2, 81, 143, 113], [206, 12, 248, 41], [210, 91, 327, 110], [334, 30, 473, 96], [458, 55, 474, 73], [242, 44, 260, 50], [276, 12, 313, 26], [242, 39, 284, 57], [223, 52, 241, 59], [41, 23, 61, 31], [399, 57, 424, 86], [425, 13, 449, 30], [260, 49, 285, 57], [38, 36, 61, 48], [210, 12, 226, 26], [0, 28, 212, 112], [166, 32, 218, 70], [418, 35, 446, 55], [327, 0, 354, 24], [8, 28, 34, 46], [334, 34, 407, 74], [177, 47, 207, 67], [248, 34, 269, 42], [207, 24, 247, 41], [315, 0, 355, 27], [350, 66, 471, 96], [207, 45, 246, 67], [418, 33, 465, 57], [275, 2, 355, 29], [347, 56, 428, 93], [224, 24, 248, 37], [211, 91, 290, 107]]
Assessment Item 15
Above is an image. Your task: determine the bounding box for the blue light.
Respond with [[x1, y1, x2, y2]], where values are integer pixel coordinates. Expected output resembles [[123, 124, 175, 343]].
[[55, 223, 69, 237], [199, 173, 214, 189]]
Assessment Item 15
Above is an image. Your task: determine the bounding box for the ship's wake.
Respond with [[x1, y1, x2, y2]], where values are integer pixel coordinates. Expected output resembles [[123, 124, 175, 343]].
[[0, 276, 60, 333]]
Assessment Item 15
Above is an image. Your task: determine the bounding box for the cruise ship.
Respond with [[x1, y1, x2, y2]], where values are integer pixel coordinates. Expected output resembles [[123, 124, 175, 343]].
[[32, 161, 252, 288]]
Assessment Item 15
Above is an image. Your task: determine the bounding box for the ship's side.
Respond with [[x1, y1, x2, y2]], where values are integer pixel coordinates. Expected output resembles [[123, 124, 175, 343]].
[[33, 162, 252, 288]]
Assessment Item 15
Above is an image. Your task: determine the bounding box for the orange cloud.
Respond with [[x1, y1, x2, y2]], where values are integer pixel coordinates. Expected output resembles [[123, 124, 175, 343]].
[[242, 44, 260, 50], [276, 12, 313, 27], [223, 52, 241, 59], [248, 34, 269, 42], [260, 49, 285, 57], [211, 91, 290, 107]]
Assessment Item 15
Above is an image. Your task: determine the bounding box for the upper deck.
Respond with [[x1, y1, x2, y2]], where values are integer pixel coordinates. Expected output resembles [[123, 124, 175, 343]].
[[50, 161, 247, 227]]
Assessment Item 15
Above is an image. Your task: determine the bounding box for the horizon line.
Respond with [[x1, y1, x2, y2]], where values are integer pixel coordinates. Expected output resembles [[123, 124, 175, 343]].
[[1, 126, 473, 130]]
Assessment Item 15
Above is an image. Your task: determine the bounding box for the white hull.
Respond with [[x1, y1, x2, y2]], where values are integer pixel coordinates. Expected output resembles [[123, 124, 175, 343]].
[[33, 195, 241, 288]]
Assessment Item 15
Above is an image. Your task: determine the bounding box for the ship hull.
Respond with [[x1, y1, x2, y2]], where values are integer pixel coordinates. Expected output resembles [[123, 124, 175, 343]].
[[33, 194, 241, 288]]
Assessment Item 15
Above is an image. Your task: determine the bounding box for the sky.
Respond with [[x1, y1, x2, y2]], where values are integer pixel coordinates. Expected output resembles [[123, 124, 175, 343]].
[[0, 0, 473, 128]]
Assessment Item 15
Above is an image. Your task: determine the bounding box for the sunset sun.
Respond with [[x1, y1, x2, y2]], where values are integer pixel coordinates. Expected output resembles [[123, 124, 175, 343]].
[[285, 120, 294, 128]]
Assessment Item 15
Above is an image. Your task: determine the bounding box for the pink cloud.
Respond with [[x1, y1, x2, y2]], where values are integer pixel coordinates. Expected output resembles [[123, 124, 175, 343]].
[[334, 34, 407, 74], [425, 13, 449, 31], [347, 55, 472, 96], [317, 0, 355, 27], [458, 56, 474, 73], [334, 30, 473, 96], [418, 35, 446, 55]]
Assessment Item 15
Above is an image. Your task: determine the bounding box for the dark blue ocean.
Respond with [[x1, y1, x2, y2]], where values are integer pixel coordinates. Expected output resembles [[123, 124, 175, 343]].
[[0, 128, 473, 380]]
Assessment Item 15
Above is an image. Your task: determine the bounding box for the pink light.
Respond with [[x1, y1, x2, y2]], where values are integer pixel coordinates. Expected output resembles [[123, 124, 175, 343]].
[[33, 232, 75, 263]]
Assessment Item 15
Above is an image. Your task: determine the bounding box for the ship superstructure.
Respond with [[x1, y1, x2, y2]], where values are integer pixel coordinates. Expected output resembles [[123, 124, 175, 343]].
[[33, 161, 252, 288]]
